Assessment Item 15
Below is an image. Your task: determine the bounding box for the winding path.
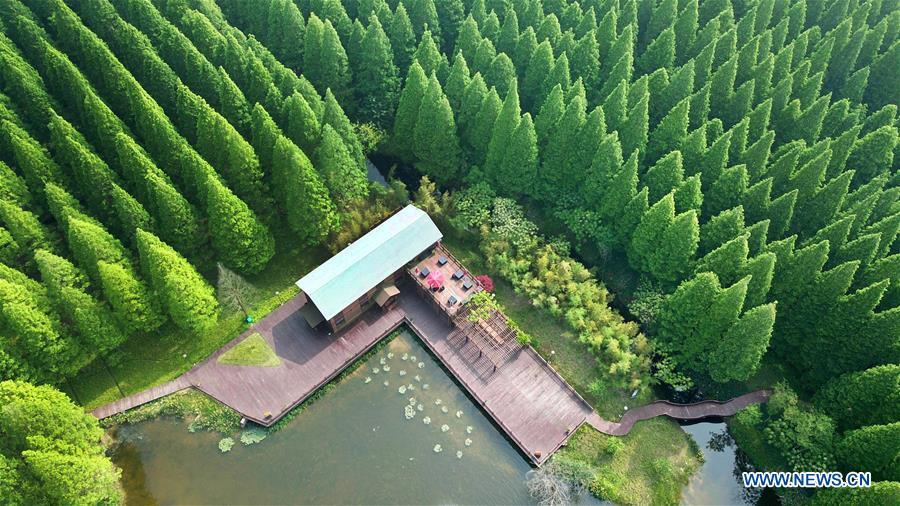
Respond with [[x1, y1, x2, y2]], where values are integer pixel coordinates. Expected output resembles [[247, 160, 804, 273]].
[[585, 390, 772, 436]]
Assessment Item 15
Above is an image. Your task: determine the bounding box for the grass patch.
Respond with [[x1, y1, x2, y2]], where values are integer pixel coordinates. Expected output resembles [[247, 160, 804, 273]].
[[102, 389, 241, 434], [217, 333, 281, 367], [556, 421, 701, 505], [68, 231, 329, 410]]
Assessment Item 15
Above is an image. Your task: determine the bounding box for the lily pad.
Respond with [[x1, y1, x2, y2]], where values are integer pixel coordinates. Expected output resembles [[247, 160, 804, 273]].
[[383, 365, 391, 372], [434, 399, 442, 405], [364, 377, 371, 384], [441, 424, 450, 433], [423, 416, 431, 425], [398, 385, 407, 394], [404, 405, 416, 420], [399, 370, 407, 377], [441, 406, 449, 414], [418, 362, 425, 369], [423, 384, 430, 390], [455, 410, 463, 418], [456, 451, 463, 459], [433, 444, 442, 453], [465, 438, 472, 447], [373, 368, 380, 374], [466, 426, 473, 434], [218, 437, 235, 453]]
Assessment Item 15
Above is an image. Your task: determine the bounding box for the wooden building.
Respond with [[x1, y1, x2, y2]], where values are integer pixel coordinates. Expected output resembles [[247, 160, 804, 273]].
[[295, 204, 442, 333]]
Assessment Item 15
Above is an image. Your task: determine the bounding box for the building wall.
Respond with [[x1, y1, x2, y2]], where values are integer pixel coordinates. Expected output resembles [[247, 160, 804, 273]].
[[327, 266, 409, 332]]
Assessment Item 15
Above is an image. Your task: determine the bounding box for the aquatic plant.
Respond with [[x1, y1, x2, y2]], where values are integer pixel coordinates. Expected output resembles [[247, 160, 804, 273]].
[[423, 417, 431, 425], [466, 426, 473, 434], [414, 375, 421, 382], [465, 438, 472, 447], [410, 355, 417, 362], [418, 362, 425, 369], [240, 427, 267, 445], [398, 385, 407, 394], [434, 399, 442, 405], [399, 370, 407, 377], [433, 444, 442, 453], [423, 384, 430, 390], [417, 404, 424, 411], [379, 358, 386, 365], [218, 437, 235, 452], [441, 424, 450, 433], [387, 352, 394, 359], [441, 406, 449, 414], [404, 405, 416, 420], [456, 410, 463, 418], [383, 365, 391, 372], [402, 353, 409, 361], [383, 381, 389, 387], [456, 451, 463, 459], [373, 368, 379, 374], [407, 384, 415, 391], [408, 397, 416, 405], [364, 377, 372, 384]]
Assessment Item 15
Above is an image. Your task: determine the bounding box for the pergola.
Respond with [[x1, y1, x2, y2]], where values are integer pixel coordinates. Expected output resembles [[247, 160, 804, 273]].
[[448, 304, 522, 376]]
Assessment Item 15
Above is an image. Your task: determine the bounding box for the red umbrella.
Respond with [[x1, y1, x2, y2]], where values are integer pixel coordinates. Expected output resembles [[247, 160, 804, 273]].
[[426, 270, 445, 289]]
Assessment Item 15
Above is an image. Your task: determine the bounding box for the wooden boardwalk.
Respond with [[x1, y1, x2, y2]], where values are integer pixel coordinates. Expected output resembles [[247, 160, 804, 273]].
[[585, 390, 773, 436], [91, 376, 191, 419], [92, 281, 771, 466]]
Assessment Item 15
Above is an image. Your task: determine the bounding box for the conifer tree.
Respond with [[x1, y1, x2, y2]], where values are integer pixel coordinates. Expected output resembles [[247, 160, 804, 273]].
[[647, 98, 690, 162], [836, 423, 900, 482], [652, 210, 700, 283], [406, 0, 441, 43], [523, 41, 554, 110], [388, 3, 416, 75], [534, 84, 565, 148], [304, 14, 352, 107], [0, 278, 77, 381], [205, 178, 275, 275], [413, 75, 463, 185], [0, 201, 52, 255], [355, 15, 400, 126], [96, 259, 165, 334], [34, 250, 126, 352], [0, 161, 31, 209], [135, 229, 218, 334], [281, 92, 322, 156], [434, 0, 464, 52], [484, 82, 521, 178], [444, 53, 471, 111], [708, 303, 776, 382], [392, 62, 428, 160], [315, 125, 370, 206], [644, 151, 685, 202], [272, 136, 340, 244], [493, 113, 537, 198], [630, 193, 676, 273], [814, 364, 900, 432], [142, 170, 202, 258]]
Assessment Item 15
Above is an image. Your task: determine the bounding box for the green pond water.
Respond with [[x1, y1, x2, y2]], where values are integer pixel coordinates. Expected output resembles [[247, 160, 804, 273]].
[[111, 330, 541, 505]]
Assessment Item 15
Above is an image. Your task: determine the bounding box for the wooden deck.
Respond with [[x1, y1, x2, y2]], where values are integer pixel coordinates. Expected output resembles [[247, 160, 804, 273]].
[[92, 279, 771, 466]]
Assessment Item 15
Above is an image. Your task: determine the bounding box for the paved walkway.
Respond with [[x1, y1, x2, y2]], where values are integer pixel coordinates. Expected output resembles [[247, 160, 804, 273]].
[[92, 284, 771, 465]]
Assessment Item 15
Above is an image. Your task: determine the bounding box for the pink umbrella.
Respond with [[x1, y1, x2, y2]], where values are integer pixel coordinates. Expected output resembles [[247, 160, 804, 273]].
[[426, 270, 445, 289]]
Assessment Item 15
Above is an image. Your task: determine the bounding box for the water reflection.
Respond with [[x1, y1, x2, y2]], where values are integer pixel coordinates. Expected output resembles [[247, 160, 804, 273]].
[[680, 421, 761, 505]]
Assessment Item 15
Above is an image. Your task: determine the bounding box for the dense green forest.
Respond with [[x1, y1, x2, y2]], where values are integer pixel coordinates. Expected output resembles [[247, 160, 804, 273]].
[[0, 0, 896, 502]]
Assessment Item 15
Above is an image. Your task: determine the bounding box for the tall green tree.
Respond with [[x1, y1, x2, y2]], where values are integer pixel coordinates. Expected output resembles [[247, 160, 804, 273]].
[[204, 178, 275, 275], [271, 136, 340, 244], [135, 229, 218, 333], [413, 75, 463, 185]]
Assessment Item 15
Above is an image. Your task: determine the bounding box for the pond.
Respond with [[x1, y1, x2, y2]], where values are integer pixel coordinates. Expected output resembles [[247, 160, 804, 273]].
[[680, 421, 760, 505], [110, 329, 539, 505]]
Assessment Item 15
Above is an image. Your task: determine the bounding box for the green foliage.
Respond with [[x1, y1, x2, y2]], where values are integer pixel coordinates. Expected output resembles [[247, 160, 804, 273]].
[[136, 229, 219, 334], [813, 365, 900, 431], [0, 380, 121, 505]]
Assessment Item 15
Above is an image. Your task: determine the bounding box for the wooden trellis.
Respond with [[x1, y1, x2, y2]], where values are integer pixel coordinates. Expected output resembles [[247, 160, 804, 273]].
[[448, 305, 522, 373]]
